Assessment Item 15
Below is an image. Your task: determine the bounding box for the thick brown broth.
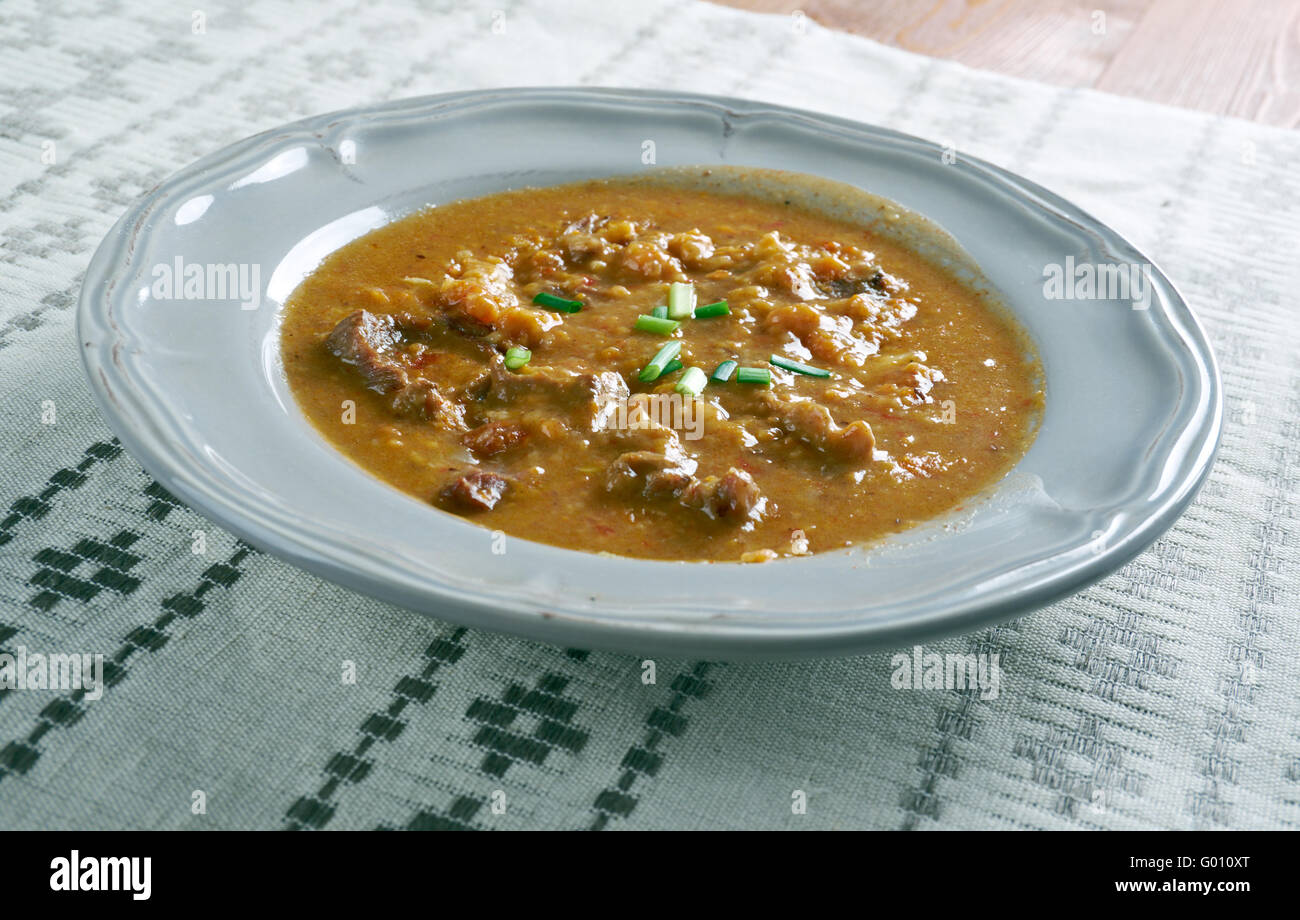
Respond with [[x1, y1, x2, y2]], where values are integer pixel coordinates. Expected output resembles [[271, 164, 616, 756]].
[[281, 172, 1042, 561]]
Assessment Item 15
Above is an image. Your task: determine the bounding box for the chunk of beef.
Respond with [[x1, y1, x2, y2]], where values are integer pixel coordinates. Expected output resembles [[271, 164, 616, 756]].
[[326, 309, 489, 431], [763, 393, 875, 460], [440, 470, 508, 511], [325, 310, 409, 393], [873, 356, 945, 405], [583, 370, 632, 431], [562, 214, 610, 235], [606, 412, 700, 498], [326, 308, 452, 392], [606, 449, 696, 498], [462, 422, 528, 457], [559, 214, 613, 262], [488, 365, 630, 432], [606, 427, 763, 522], [681, 468, 763, 520], [391, 379, 467, 431], [817, 270, 891, 299]]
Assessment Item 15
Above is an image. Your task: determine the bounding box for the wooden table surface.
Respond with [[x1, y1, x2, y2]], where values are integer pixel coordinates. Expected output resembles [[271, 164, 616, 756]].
[[711, 0, 1300, 128]]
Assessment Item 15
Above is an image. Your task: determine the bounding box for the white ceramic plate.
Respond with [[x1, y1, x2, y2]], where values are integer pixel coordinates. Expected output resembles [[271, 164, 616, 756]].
[[78, 88, 1221, 659]]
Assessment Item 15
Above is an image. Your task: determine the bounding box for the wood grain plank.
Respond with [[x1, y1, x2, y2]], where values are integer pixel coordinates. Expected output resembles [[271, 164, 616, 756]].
[[1096, 0, 1300, 126], [709, 0, 1143, 86], [710, 0, 1300, 126]]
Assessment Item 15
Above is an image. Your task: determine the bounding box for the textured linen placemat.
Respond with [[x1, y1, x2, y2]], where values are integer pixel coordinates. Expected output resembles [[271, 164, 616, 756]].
[[0, 0, 1296, 830]]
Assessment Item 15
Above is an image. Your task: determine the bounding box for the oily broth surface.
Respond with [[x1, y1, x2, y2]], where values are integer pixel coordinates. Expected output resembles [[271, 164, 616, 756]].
[[281, 175, 1042, 561]]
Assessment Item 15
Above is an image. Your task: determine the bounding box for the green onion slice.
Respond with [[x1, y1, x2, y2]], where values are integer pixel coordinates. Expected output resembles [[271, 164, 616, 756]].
[[710, 360, 738, 382], [666, 282, 695, 319], [651, 305, 668, 319], [674, 367, 708, 398], [693, 300, 730, 319], [736, 366, 771, 386], [662, 359, 683, 376], [634, 314, 681, 336], [769, 354, 831, 378], [638, 341, 683, 382], [532, 291, 582, 313], [503, 346, 531, 370]]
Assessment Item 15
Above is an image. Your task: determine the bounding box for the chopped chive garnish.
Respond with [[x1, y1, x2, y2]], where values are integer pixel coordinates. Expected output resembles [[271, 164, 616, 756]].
[[675, 367, 708, 398], [504, 346, 531, 370], [736, 366, 771, 386], [769, 354, 831, 378], [651, 305, 668, 319], [693, 300, 730, 319], [666, 282, 695, 319], [711, 360, 738, 382], [532, 291, 582, 313], [662, 358, 683, 375], [634, 314, 681, 336], [638, 341, 682, 382]]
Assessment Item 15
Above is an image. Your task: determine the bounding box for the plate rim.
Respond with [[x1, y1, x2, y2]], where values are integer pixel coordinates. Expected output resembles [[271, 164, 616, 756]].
[[77, 86, 1223, 658]]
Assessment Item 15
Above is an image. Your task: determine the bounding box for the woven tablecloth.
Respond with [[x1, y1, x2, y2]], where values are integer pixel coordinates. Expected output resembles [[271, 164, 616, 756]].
[[0, 0, 1296, 831]]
